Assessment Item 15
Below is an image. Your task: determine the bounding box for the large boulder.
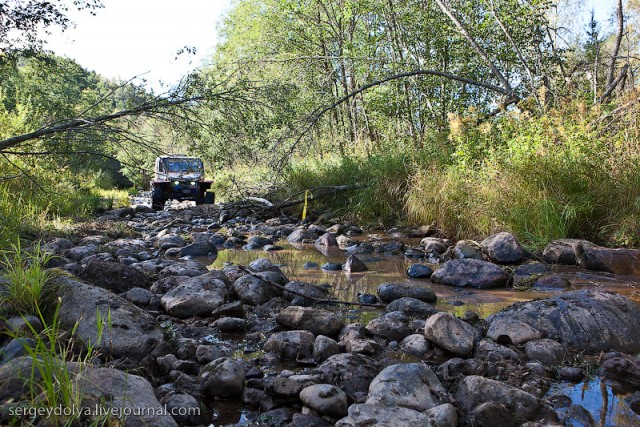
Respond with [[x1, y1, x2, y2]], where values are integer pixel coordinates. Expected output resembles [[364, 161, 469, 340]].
[[276, 306, 343, 337], [575, 244, 640, 275], [455, 376, 547, 426], [265, 330, 315, 360], [343, 255, 368, 273], [377, 283, 437, 304], [287, 228, 317, 243], [232, 273, 281, 305], [75, 367, 178, 427], [366, 363, 449, 412], [486, 290, 640, 353], [336, 404, 432, 427], [365, 311, 412, 341], [542, 239, 595, 265], [486, 317, 542, 345], [431, 259, 509, 289], [385, 297, 437, 318], [44, 276, 164, 360], [160, 272, 229, 318], [300, 384, 349, 419], [424, 312, 477, 356], [481, 232, 525, 264], [79, 259, 152, 293]]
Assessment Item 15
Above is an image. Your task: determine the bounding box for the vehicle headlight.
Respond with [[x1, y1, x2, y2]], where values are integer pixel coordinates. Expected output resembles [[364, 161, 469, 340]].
[[190, 181, 196, 186], [173, 181, 179, 185]]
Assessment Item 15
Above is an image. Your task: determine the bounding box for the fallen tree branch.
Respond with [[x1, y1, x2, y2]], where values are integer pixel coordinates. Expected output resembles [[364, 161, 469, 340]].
[[238, 266, 386, 308]]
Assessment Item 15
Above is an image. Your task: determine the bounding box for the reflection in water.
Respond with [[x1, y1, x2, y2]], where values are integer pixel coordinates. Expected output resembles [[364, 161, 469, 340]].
[[547, 378, 640, 427], [206, 240, 640, 319]]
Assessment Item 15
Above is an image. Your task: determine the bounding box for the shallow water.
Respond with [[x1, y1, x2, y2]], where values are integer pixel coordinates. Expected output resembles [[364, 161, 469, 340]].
[[204, 239, 640, 319]]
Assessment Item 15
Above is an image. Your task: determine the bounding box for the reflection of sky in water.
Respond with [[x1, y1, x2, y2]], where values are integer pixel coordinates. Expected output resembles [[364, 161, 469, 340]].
[[547, 379, 640, 426], [205, 240, 640, 318]]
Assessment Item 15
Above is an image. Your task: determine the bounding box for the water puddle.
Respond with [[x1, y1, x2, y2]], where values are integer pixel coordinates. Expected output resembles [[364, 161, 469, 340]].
[[547, 378, 640, 426]]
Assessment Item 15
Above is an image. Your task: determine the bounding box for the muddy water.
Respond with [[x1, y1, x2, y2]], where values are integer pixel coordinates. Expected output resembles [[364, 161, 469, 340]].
[[205, 240, 640, 319]]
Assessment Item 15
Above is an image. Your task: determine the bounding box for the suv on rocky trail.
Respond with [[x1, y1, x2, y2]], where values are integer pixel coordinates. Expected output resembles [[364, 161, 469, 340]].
[[150, 154, 214, 210]]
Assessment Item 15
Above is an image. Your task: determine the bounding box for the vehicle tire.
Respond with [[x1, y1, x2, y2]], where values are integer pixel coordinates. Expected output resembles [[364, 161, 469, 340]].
[[151, 187, 165, 210], [204, 192, 215, 204]]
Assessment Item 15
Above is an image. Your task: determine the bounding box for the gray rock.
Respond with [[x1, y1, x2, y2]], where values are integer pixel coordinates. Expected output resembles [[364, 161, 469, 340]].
[[377, 282, 437, 303], [420, 237, 449, 254], [533, 275, 571, 289], [162, 393, 205, 426], [283, 281, 328, 305], [557, 366, 583, 382], [211, 317, 246, 333], [486, 317, 542, 345], [474, 339, 522, 362], [79, 259, 152, 293], [247, 236, 274, 247], [406, 264, 433, 278], [42, 237, 74, 254], [121, 287, 153, 306], [0, 356, 44, 400], [315, 353, 379, 401], [424, 312, 477, 356], [65, 244, 98, 261], [300, 384, 348, 418], [0, 338, 35, 364], [195, 345, 229, 364], [576, 244, 640, 275], [385, 297, 437, 318], [399, 334, 429, 356], [453, 240, 484, 260], [44, 276, 164, 360], [314, 335, 340, 362], [288, 228, 317, 243], [424, 403, 458, 427], [150, 275, 190, 294], [292, 413, 333, 427], [337, 235, 357, 250], [161, 273, 228, 318], [156, 234, 186, 250], [486, 289, 640, 353], [374, 241, 405, 254], [366, 363, 449, 411], [265, 330, 315, 360], [248, 257, 275, 272], [232, 273, 280, 305], [542, 239, 595, 265], [198, 357, 245, 397], [431, 259, 509, 289], [179, 241, 217, 258], [481, 231, 525, 264], [315, 232, 338, 247], [277, 306, 343, 337], [75, 367, 177, 427], [157, 261, 208, 278], [455, 375, 545, 425], [321, 262, 343, 271], [336, 404, 431, 427], [343, 255, 368, 273], [365, 311, 412, 341], [3, 315, 43, 335], [525, 339, 565, 365]]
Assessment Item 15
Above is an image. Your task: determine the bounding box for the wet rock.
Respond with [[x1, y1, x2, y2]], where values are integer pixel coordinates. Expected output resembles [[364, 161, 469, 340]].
[[399, 334, 429, 356], [300, 384, 348, 418], [336, 404, 431, 427], [486, 317, 542, 345], [277, 306, 343, 337], [455, 375, 546, 425], [542, 239, 596, 265], [481, 231, 525, 264], [211, 317, 246, 333], [406, 264, 433, 279], [314, 335, 340, 362], [161, 273, 228, 318], [557, 366, 583, 382], [79, 259, 152, 293], [453, 240, 484, 260], [303, 262, 319, 269], [343, 255, 368, 273], [365, 311, 412, 341], [337, 235, 357, 250], [486, 290, 640, 353], [315, 353, 380, 401], [600, 353, 640, 387], [265, 330, 315, 360], [315, 232, 338, 247], [178, 241, 217, 258], [431, 259, 509, 289], [283, 281, 328, 306], [377, 282, 437, 304], [247, 235, 274, 248], [198, 357, 245, 397], [232, 274, 280, 305], [75, 367, 177, 427], [345, 242, 374, 254], [288, 228, 317, 243], [404, 247, 426, 258], [374, 241, 405, 254], [357, 293, 378, 304], [474, 339, 522, 363], [626, 392, 640, 414], [156, 234, 186, 250], [533, 275, 571, 289], [525, 339, 565, 366], [420, 237, 449, 254], [575, 244, 640, 275], [321, 262, 343, 271], [385, 297, 437, 318], [424, 312, 477, 356], [366, 363, 449, 412], [44, 276, 164, 360], [248, 257, 275, 272]]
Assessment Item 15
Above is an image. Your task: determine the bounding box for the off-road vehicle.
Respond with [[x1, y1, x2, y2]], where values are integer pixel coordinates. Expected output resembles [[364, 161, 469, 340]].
[[150, 155, 214, 210]]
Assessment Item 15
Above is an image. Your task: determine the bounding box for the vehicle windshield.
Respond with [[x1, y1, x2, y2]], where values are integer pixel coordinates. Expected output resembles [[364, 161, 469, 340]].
[[163, 158, 203, 173]]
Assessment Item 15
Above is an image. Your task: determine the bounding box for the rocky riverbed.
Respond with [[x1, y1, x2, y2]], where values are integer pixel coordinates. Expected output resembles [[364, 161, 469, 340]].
[[1, 200, 640, 426]]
